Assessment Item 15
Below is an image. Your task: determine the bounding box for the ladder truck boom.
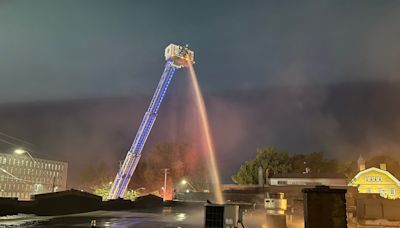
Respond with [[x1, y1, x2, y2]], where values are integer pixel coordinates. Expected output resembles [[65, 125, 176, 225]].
[[108, 44, 195, 199]]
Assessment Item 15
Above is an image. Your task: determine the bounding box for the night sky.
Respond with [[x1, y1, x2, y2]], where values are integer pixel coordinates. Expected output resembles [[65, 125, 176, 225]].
[[1, 1, 400, 184]]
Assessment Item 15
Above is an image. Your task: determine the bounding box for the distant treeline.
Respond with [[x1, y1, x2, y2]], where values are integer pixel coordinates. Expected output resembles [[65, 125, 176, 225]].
[[231, 146, 400, 185]]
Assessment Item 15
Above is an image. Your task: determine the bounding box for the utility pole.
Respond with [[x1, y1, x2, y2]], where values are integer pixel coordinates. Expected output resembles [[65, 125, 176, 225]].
[[162, 168, 169, 201], [52, 175, 56, 192]]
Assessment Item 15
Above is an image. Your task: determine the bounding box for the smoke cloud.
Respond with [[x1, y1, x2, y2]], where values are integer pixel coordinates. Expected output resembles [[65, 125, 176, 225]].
[[1, 79, 400, 184]]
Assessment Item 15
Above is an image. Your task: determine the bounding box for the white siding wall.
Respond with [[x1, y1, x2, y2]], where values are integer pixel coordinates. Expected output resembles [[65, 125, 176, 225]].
[[269, 178, 347, 187]]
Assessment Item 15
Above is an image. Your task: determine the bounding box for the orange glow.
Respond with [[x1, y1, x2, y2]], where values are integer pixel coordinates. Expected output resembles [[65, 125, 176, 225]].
[[187, 63, 224, 204]]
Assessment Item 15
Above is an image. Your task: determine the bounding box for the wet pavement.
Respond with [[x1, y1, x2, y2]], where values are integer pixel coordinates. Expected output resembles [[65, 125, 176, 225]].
[[0, 210, 203, 227], [0, 209, 301, 227]]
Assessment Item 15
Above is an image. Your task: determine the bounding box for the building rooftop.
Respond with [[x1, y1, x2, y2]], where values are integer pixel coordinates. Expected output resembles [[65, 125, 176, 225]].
[[0, 152, 68, 164], [33, 189, 101, 200], [270, 173, 346, 179]]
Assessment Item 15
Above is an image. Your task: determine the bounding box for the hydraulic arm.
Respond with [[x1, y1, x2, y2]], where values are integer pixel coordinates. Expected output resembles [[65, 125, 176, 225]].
[[108, 44, 194, 199]]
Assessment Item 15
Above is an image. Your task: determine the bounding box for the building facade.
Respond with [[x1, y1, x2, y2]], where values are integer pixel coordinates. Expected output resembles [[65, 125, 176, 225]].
[[0, 152, 68, 200], [348, 155, 400, 199], [268, 173, 347, 187]]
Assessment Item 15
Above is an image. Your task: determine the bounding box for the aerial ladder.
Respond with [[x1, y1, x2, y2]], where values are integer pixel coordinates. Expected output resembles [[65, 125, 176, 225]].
[[108, 44, 195, 199]]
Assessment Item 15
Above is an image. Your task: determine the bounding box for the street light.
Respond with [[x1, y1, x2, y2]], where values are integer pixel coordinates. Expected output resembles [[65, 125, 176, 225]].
[[0, 168, 25, 182], [14, 148, 35, 162], [181, 179, 196, 191], [14, 148, 56, 193], [14, 149, 25, 155]]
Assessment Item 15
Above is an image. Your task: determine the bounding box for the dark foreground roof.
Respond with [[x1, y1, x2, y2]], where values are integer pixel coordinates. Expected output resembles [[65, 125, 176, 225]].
[[33, 189, 101, 200]]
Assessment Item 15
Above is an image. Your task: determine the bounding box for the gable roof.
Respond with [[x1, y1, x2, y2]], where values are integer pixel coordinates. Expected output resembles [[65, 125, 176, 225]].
[[350, 167, 400, 186]]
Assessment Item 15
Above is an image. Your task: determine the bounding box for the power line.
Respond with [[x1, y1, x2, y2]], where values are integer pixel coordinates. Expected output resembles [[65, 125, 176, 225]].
[[0, 131, 34, 147], [0, 138, 45, 157], [0, 137, 22, 148], [0, 132, 68, 161]]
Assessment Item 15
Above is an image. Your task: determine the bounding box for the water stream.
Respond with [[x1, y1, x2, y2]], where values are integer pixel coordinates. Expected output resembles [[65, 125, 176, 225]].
[[187, 63, 224, 204]]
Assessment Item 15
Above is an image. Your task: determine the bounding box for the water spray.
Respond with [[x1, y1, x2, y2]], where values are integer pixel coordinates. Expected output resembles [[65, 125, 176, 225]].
[[187, 63, 224, 204]]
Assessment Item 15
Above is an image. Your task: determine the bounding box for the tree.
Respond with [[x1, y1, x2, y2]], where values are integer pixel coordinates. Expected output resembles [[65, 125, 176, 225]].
[[84, 143, 208, 198], [337, 160, 357, 180], [77, 161, 115, 192], [232, 147, 345, 185], [290, 152, 338, 174], [231, 160, 257, 184], [92, 181, 142, 201], [132, 143, 208, 192], [232, 146, 291, 184], [93, 181, 113, 201]]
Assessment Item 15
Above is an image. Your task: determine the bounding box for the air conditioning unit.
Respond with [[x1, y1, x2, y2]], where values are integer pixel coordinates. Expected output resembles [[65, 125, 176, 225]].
[[265, 192, 287, 215], [204, 204, 241, 228], [265, 192, 287, 228]]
